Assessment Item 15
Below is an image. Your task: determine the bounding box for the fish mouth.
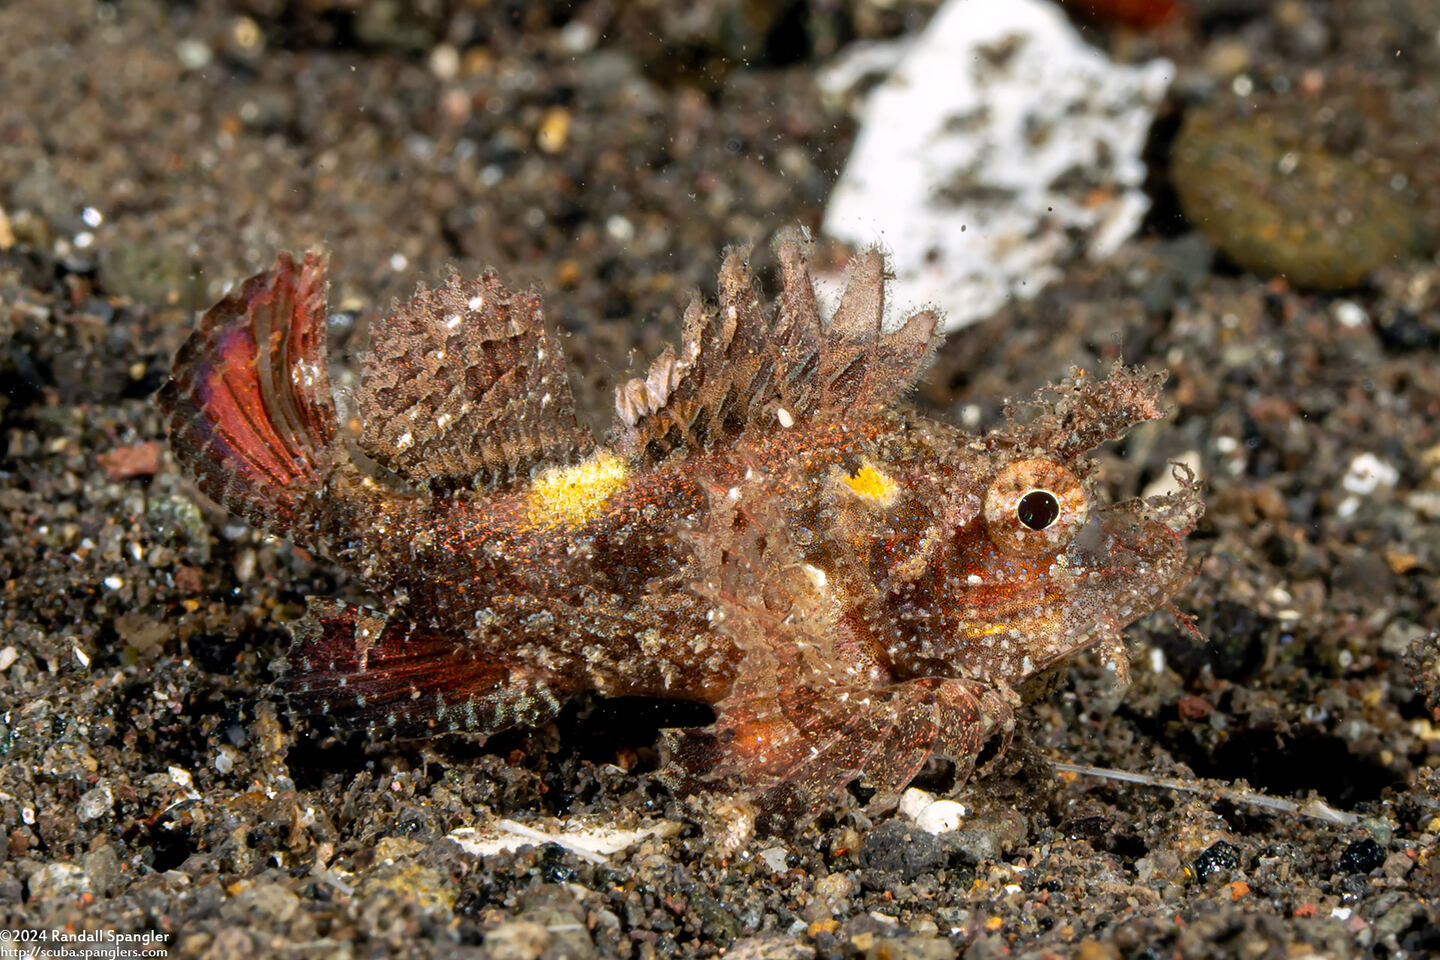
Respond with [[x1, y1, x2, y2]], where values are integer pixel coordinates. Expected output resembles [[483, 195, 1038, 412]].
[[1090, 462, 1204, 563], [1064, 477, 1204, 623]]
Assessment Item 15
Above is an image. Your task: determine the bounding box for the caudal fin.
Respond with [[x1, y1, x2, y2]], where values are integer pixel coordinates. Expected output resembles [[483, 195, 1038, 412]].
[[158, 252, 341, 552]]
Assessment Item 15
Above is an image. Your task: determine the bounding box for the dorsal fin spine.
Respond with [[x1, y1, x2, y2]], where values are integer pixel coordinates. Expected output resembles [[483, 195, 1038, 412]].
[[611, 240, 942, 463], [355, 269, 593, 491]]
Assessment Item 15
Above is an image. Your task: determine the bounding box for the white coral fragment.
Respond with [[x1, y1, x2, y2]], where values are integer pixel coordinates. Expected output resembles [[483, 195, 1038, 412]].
[[821, 0, 1172, 332]]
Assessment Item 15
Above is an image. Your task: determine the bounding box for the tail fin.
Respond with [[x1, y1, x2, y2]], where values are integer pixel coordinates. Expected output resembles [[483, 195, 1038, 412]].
[[158, 252, 341, 552]]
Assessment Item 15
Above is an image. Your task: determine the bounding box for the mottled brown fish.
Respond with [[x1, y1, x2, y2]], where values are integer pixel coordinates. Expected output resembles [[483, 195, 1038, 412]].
[[159, 238, 1201, 827]]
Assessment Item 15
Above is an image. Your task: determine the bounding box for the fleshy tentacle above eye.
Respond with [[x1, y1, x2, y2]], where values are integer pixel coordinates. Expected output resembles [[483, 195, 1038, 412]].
[[1003, 364, 1170, 464]]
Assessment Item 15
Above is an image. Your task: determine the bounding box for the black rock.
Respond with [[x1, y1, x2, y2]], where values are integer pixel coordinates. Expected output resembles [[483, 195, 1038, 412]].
[[1192, 840, 1242, 883], [860, 821, 951, 882], [1339, 837, 1386, 875]]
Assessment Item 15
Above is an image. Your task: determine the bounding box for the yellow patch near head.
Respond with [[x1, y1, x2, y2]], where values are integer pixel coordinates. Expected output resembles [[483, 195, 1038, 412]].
[[841, 458, 899, 507], [527, 450, 630, 528]]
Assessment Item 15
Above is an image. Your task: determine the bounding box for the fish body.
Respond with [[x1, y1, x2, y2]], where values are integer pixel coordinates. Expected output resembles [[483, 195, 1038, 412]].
[[160, 238, 1200, 825]]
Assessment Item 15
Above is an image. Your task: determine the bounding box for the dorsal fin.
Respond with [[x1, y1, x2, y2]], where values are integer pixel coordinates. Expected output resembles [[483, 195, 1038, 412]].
[[356, 270, 592, 490], [612, 239, 940, 462]]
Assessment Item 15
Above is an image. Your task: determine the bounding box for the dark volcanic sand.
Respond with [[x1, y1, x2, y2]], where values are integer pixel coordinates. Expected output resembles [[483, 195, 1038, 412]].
[[1, 1, 1438, 958]]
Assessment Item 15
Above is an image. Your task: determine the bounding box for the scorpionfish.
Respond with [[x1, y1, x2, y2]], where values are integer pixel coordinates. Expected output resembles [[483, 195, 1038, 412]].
[[160, 238, 1201, 826]]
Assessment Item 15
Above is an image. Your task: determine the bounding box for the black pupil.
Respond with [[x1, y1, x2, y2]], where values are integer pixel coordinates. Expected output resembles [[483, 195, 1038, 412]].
[[1017, 490, 1060, 531]]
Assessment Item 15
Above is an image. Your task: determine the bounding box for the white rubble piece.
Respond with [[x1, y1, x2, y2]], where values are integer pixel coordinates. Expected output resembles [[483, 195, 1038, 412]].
[[447, 817, 680, 864], [821, 0, 1173, 332], [899, 787, 969, 835]]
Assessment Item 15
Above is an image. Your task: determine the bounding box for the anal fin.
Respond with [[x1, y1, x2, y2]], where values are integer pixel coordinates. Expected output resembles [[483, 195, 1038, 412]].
[[278, 598, 564, 738]]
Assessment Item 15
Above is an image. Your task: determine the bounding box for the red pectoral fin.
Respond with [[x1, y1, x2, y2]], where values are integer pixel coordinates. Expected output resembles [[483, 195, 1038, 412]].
[[664, 677, 1014, 831], [278, 598, 564, 738]]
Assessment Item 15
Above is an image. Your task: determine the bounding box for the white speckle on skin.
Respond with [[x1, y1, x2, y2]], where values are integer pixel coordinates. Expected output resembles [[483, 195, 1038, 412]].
[[468, 295, 485, 311], [396, 431, 414, 451], [292, 359, 320, 387], [776, 407, 794, 428]]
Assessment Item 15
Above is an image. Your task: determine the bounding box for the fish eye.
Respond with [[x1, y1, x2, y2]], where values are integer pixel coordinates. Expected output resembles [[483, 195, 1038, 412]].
[[983, 458, 1088, 557], [1017, 490, 1060, 530]]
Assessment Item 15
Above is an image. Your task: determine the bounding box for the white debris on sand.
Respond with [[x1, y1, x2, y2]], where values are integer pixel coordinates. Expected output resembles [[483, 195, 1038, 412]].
[[447, 817, 681, 864], [899, 787, 969, 835], [821, 0, 1173, 332]]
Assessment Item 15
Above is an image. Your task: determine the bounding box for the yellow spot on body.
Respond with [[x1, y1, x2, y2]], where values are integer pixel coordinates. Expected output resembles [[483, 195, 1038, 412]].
[[841, 458, 899, 506], [527, 450, 629, 527]]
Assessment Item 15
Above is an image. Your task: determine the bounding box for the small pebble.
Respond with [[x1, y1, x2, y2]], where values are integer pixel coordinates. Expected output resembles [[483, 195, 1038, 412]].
[[1339, 837, 1386, 875], [28, 863, 91, 901], [77, 782, 113, 823], [1192, 840, 1242, 883]]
